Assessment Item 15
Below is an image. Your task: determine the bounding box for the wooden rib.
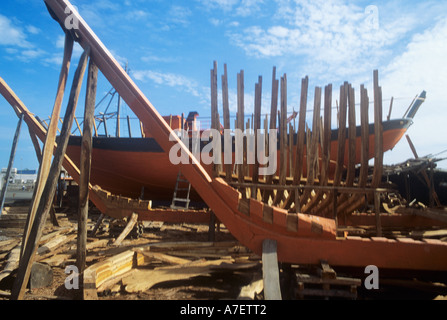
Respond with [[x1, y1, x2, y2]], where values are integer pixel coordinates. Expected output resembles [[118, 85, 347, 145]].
[[336, 84, 356, 215], [300, 87, 321, 211], [221, 63, 231, 182], [273, 74, 287, 206], [252, 76, 262, 190], [210, 61, 220, 176], [341, 85, 370, 214], [237, 70, 245, 189], [303, 84, 332, 213], [371, 70, 383, 188], [283, 76, 308, 211], [318, 83, 348, 217], [262, 67, 278, 203]]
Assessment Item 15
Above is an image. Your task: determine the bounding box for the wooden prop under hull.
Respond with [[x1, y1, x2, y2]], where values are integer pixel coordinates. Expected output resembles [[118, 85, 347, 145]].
[[1, 0, 445, 272]]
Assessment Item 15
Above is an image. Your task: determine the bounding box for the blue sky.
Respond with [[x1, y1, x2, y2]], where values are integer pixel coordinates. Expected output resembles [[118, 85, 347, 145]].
[[0, 0, 447, 172]]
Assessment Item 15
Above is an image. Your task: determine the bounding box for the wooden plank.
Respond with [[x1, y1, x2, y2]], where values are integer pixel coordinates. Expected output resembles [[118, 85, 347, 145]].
[[262, 239, 282, 300], [11, 47, 90, 300], [133, 248, 191, 265], [77, 59, 98, 274], [21, 33, 74, 257], [0, 245, 20, 283]]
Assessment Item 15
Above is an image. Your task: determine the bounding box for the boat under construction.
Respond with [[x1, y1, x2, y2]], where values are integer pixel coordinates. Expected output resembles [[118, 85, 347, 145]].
[[0, 0, 446, 301]]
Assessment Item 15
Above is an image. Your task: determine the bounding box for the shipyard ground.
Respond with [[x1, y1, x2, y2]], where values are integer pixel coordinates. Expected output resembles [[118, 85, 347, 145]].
[[1, 199, 447, 301]]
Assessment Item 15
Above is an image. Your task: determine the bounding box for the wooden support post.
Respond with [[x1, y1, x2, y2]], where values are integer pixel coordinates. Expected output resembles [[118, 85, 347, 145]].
[[113, 212, 139, 246], [139, 121, 145, 138], [0, 114, 24, 216], [93, 119, 98, 137], [127, 115, 132, 138], [208, 211, 216, 242], [387, 97, 394, 121], [374, 190, 382, 237], [405, 134, 440, 206], [102, 113, 108, 137], [91, 213, 105, 236], [11, 47, 90, 300], [262, 239, 282, 300], [74, 116, 82, 136], [77, 59, 98, 277], [27, 127, 42, 164], [21, 33, 74, 259]]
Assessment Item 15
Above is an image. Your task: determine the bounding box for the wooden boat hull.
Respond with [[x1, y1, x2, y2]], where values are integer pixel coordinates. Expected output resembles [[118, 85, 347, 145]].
[[66, 118, 412, 201]]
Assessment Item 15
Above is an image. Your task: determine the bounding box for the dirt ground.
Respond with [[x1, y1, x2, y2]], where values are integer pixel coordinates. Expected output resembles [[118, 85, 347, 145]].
[[1, 202, 447, 301], [0, 204, 264, 301]]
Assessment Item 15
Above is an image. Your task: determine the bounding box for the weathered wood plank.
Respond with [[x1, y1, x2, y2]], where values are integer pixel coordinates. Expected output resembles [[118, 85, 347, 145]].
[[262, 239, 282, 300]]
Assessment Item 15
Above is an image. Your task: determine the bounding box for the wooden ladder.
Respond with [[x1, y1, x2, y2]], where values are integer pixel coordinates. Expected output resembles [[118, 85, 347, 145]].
[[170, 171, 191, 209]]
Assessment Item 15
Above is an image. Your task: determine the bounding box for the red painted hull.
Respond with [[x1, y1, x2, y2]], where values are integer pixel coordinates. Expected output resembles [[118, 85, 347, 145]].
[[66, 119, 411, 201]]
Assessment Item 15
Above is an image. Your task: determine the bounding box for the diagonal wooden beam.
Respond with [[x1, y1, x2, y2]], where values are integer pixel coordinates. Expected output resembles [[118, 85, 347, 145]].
[[21, 33, 74, 258]]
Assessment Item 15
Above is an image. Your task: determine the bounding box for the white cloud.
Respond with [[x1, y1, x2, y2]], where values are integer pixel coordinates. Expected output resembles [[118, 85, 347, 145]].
[[199, 0, 263, 17], [380, 16, 447, 167], [26, 25, 41, 35], [132, 70, 201, 98], [0, 14, 32, 48], [228, 0, 416, 80], [168, 5, 192, 26]]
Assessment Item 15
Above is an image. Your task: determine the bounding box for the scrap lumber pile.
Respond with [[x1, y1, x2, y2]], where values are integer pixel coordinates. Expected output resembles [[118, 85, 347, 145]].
[[1, 206, 262, 300]]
